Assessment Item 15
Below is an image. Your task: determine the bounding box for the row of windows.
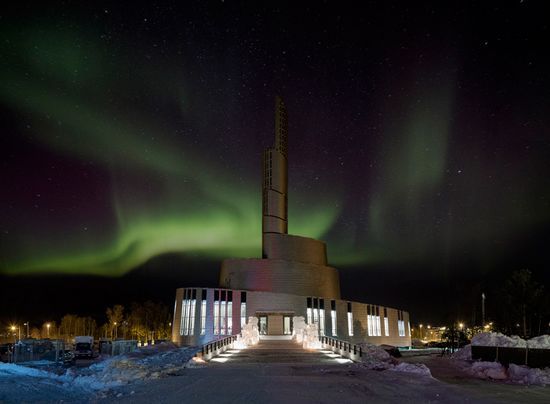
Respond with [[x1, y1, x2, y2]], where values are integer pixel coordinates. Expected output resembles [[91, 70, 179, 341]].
[[306, 298, 410, 338], [180, 289, 247, 337]]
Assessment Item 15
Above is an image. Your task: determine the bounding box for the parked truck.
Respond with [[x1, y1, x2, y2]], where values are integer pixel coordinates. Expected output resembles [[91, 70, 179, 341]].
[[74, 336, 94, 359]]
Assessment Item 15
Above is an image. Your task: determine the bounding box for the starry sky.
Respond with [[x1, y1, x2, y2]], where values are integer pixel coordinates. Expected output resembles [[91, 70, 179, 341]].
[[1, 1, 549, 322]]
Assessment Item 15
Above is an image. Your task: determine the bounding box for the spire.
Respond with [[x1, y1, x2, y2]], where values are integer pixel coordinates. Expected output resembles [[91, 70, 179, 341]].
[[275, 96, 288, 158], [262, 97, 289, 257]]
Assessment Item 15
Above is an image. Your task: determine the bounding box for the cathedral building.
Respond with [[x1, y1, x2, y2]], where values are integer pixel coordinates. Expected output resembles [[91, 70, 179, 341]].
[[172, 97, 411, 347]]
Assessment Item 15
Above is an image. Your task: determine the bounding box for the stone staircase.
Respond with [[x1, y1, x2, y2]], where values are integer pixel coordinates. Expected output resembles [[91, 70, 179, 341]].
[[209, 338, 349, 365]]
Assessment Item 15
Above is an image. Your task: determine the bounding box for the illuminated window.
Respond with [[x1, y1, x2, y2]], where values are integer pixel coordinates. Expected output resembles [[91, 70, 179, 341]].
[[407, 321, 411, 337], [375, 306, 381, 337], [200, 290, 207, 335], [220, 290, 227, 335], [367, 305, 372, 336], [319, 299, 325, 336], [189, 289, 196, 335], [313, 298, 319, 327], [306, 297, 312, 324], [240, 292, 247, 329], [181, 289, 193, 336], [384, 308, 389, 337], [331, 300, 337, 336], [397, 310, 405, 337], [227, 291, 233, 335], [180, 291, 187, 335], [347, 302, 354, 336], [214, 290, 220, 335]]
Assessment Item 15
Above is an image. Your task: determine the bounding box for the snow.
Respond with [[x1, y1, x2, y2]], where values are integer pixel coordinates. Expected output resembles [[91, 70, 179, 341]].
[[0, 342, 197, 395], [472, 332, 527, 348], [527, 335, 550, 349], [389, 362, 432, 377], [508, 364, 550, 385], [450, 333, 550, 385], [0, 362, 59, 378], [451, 344, 472, 360], [357, 342, 432, 376], [471, 332, 550, 349], [469, 361, 508, 380]]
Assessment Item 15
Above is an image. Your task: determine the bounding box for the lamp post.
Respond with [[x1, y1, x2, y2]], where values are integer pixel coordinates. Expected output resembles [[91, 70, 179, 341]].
[[10, 325, 17, 344], [23, 322, 29, 339], [46, 323, 51, 338], [481, 293, 486, 328], [419, 324, 423, 340], [114, 322, 118, 340]]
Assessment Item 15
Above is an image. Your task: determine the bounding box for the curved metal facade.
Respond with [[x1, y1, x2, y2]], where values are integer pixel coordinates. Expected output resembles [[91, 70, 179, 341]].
[[219, 258, 341, 299]]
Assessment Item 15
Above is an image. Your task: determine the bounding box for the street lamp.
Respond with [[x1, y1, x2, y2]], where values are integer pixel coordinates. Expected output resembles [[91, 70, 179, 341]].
[[46, 323, 51, 338], [419, 324, 423, 339], [23, 322, 29, 338], [113, 322, 117, 340], [459, 323, 464, 331]]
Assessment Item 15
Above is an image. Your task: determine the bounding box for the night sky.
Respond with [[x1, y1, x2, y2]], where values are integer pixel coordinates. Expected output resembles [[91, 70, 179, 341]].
[[1, 1, 549, 324]]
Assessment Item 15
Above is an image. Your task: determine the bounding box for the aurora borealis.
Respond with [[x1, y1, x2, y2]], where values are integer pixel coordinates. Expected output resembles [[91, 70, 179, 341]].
[[1, 2, 550, 320]]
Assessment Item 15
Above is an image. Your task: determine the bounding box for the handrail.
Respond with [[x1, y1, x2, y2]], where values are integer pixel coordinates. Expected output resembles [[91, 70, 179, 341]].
[[318, 335, 363, 359], [198, 335, 238, 357]]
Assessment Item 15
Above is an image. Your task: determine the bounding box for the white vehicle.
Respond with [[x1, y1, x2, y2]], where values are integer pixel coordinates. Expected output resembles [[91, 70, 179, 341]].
[[74, 336, 94, 359]]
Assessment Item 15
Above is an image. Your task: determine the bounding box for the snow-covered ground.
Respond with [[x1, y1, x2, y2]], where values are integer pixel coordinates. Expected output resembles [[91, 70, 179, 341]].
[[0, 342, 197, 402], [358, 342, 432, 376], [1, 339, 550, 403], [448, 333, 550, 386]]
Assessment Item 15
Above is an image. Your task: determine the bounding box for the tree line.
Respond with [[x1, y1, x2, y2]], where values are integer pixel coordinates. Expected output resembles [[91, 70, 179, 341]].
[[9, 301, 172, 343]]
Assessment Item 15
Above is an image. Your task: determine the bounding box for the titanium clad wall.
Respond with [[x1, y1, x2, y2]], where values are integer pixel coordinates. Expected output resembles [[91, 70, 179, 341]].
[[171, 288, 184, 344], [172, 287, 411, 348], [262, 233, 327, 265], [220, 258, 341, 299], [262, 148, 287, 235], [262, 216, 286, 237]]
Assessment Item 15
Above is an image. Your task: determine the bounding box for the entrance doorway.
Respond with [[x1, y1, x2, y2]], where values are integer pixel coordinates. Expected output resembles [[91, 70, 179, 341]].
[[256, 312, 294, 336]]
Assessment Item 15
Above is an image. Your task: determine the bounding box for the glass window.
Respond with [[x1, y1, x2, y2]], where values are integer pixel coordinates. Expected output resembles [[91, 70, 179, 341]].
[[347, 302, 353, 336], [240, 302, 246, 328], [200, 300, 207, 335]]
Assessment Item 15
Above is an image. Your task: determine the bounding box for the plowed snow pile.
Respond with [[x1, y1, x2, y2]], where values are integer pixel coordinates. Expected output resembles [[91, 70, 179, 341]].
[[358, 343, 431, 376], [450, 333, 550, 385], [75, 342, 197, 385], [0, 342, 198, 392]]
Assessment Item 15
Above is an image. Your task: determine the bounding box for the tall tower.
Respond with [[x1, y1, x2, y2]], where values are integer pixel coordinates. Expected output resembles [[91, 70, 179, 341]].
[[262, 96, 288, 257]]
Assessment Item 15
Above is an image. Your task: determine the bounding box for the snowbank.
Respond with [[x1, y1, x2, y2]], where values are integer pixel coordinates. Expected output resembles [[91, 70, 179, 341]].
[[472, 333, 526, 348], [466, 361, 550, 385], [451, 344, 472, 360], [356, 343, 432, 377], [508, 364, 550, 385], [471, 332, 550, 349], [0, 362, 59, 379], [469, 361, 508, 380], [389, 362, 432, 377], [527, 335, 550, 349], [1, 342, 198, 393]]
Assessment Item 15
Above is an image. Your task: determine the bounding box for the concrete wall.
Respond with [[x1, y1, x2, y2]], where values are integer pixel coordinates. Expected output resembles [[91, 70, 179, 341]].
[[219, 258, 340, 299]]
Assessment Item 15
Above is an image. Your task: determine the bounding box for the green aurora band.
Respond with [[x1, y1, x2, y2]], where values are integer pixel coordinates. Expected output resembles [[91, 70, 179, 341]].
[[0, 25, 341, 276]]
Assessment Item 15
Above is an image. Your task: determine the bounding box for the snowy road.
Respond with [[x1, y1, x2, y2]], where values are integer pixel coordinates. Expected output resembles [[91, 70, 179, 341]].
[[2, 343, 550, 403], [101, 360, 550, 404]]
